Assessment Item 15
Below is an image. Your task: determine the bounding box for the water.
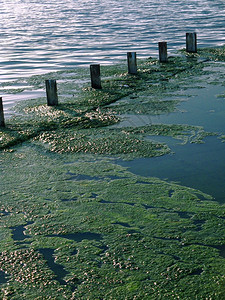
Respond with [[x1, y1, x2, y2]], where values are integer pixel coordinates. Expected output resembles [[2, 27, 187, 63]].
[[117, 83, 225, 133], [0, 0, 224, 82], [119, 136, 225, 203], [117, 82, 225, 203]]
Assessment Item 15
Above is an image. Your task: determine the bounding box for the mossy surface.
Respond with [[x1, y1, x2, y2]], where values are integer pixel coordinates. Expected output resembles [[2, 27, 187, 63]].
[[193, 45, 225, 62], [0, 146, 225, 299], [0, 47, 225, 299]]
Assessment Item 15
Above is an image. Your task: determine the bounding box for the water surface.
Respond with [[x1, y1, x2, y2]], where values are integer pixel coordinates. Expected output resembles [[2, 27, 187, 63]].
[[0, 0, 224, 81]]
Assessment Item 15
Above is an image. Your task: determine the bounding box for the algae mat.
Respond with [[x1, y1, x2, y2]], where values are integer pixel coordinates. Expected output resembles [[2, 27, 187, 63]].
[[0, 146, 225, 299], [0, 47, 225, 299]]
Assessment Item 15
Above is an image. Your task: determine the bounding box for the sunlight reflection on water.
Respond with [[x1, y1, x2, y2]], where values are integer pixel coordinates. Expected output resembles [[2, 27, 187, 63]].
[[0, 0, 224, 78], [0, 0, 224, 113]]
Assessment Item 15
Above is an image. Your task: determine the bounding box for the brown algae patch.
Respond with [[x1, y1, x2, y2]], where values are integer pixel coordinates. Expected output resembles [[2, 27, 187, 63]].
[[0, 146, 225, 299]]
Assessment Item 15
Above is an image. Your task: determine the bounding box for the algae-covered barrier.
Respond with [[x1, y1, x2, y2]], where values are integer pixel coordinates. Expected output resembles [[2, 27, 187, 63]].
[[0, 46, 225, 299]]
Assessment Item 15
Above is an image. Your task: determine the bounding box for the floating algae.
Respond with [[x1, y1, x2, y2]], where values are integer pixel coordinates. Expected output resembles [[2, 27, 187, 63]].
[[1, 51, 222, 153], [0, 48, 225, 299], [0, 145, 225, 299], [183, 45, 225, 62]]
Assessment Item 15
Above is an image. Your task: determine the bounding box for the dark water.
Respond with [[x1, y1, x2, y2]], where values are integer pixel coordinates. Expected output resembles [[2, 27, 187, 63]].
[[0, 270, 8, 285], [10, 221, 33, 241], [117, 82, 225, 203], [119, 136, 225, 203], [38, 248, 68, 285]]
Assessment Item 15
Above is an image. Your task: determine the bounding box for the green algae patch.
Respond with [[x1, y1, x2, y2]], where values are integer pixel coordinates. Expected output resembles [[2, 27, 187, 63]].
[[0, 105, 119, 151], [0, 48, 225, 299], [0, 248, 72, 299], [197, 45, 225, 62], [34, 126, 170, 158], [220, 135, 225, 142], [32, 123, 211, 158], [179, 45, 225, 62], [1, 49, 223, 153], [0, 145, 225, 299]]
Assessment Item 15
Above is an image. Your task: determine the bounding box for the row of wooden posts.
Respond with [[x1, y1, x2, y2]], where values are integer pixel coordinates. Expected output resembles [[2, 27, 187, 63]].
[[0, 32, 197, 128]]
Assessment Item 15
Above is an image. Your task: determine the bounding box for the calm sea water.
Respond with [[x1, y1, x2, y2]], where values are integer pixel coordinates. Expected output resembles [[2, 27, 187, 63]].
[[0, 0, 224, 81]]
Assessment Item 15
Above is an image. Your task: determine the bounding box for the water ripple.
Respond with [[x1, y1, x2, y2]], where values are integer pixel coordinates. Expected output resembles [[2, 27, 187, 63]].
[[0, 0, 224, 110]]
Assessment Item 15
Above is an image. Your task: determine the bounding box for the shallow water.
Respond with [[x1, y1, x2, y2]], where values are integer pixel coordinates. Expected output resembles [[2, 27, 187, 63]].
[[117, 81, 225, 203], [118, 136, 225, 203], [116, 84, 225, 133]]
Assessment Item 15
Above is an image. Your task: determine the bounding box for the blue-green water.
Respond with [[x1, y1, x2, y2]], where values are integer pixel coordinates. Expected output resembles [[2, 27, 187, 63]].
[[117, 82, 225, 203]]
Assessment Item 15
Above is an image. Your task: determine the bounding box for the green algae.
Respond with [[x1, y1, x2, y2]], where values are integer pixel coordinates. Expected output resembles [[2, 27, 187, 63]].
[[0, 145, 225, 299], [220, 135, 225, 142], [33, 127, 170, 158], [0, 48, 225, 299], [197, 46, 225, 62], [1, 48, 223, 154], [33, 124, 212, 157], [179, 45, 225, 62]]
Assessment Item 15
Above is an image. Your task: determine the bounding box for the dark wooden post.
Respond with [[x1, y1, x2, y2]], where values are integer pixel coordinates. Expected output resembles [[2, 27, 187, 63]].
[[186, 32, 197, 53], [0, 97, 5, 127], [90, 64, 102, 89], [45, 80, 58, 106], [127, 52, 137, 74], [158, 42, 168, 63]]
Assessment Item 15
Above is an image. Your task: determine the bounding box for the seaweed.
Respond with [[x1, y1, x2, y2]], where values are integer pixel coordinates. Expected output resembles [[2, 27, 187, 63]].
[[0, 47, 225, 299]]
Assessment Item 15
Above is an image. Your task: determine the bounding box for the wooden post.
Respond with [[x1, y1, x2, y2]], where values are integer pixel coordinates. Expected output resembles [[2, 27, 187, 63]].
[[0, 97, 5, 127], [45, 80, 58, 106], [90, 64, 102, 89], [127, 52, 137, 74], [158, 42, 168, 63], [186, 32, 197, 53]]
